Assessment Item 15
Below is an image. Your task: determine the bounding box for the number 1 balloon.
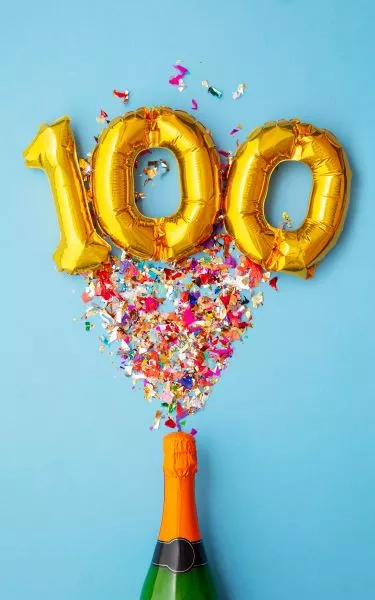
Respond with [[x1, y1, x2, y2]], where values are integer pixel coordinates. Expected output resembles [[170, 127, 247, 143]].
[[23, 117, 111, 274]]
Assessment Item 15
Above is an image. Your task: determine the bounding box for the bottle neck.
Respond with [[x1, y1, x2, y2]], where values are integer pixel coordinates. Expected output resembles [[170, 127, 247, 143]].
[[158, 472, 201, 542], [151, 433, 209, 577]]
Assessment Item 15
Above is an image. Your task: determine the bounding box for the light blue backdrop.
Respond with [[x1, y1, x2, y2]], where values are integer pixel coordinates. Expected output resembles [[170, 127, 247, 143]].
[[1, 1, 374, 599]]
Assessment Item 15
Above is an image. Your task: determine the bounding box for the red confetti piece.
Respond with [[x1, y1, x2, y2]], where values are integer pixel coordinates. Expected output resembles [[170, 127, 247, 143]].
[[219, 149, 231, 157], [269, 276, 278, 290], [176, 402, 186, 417], [165, 418, 177, 429], [243, 257, 264, 286], [113, 89, 129, 103]]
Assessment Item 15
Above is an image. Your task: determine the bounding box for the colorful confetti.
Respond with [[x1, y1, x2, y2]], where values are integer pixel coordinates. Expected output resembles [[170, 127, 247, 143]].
[[79, 157, 92, 183], [113, 89, 129, 103], [280, 211, 293, 229], [143, 165, 158, 185], [142, 159, 170, 185], [169, 63, 189, 91], [269, 277, 278, 291], [230, 124, 243, 136], [202, 80, 223, 98], [218, 149, 234, 182], [79, 217, 277, 431], [96, 109, 110, 124], [232, 83, 246, 100]]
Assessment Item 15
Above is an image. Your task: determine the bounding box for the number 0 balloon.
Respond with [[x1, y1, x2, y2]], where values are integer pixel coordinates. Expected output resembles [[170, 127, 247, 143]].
[[225, 119, 351, 278], [23, 117, 111, 274], [92, 106, 221, 261]]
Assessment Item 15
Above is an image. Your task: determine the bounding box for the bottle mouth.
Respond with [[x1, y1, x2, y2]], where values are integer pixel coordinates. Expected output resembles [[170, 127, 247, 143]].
[[163, 432, 198, 478]]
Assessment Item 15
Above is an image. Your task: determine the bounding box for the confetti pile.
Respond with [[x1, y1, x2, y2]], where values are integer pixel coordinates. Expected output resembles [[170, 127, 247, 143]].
[[80, 218, 278, 431]]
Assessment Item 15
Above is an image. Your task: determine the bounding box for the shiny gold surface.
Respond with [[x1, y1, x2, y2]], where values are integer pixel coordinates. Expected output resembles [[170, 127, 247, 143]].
[[225, 119, 351, 278], [23, 117, 110, 274], [92, 106, 221, 261]]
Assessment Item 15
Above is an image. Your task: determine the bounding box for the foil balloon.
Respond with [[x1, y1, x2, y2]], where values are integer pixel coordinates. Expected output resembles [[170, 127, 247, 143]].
[[225, 119, 351, 278], [91, 106, 221, 261], [23, 117, 110, 274]]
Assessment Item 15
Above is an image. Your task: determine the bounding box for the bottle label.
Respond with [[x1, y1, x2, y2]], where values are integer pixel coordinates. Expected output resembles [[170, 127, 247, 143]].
[[152, 538, 208, 574]]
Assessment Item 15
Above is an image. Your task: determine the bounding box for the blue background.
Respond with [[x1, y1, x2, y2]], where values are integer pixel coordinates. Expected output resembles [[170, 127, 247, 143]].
[[1, 1, 374, 599]]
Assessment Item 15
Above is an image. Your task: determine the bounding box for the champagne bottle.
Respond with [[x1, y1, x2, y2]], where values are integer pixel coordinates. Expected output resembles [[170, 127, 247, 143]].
[[140, 432, 217, 599]]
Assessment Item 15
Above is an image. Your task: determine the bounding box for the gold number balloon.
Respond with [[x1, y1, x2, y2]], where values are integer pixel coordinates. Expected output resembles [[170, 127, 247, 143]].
[[91, 106, 221, 261], [23, 117, 110, 274], [225, 119, 351, 278], [24, 113, 351, 277]]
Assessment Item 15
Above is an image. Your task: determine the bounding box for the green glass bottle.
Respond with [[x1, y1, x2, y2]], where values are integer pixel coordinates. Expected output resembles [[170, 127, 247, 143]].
[[140, 432, 217, 600]]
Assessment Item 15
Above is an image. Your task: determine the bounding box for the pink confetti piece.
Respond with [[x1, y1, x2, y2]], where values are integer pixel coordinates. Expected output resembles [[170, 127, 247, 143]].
[[144, 297, 159, 312], [182, 307, 196, 326], [191, 99, 198, 110], [169, 64, 189, 87], [169, 74, 183, 85], [174, 64, 189, 76]]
